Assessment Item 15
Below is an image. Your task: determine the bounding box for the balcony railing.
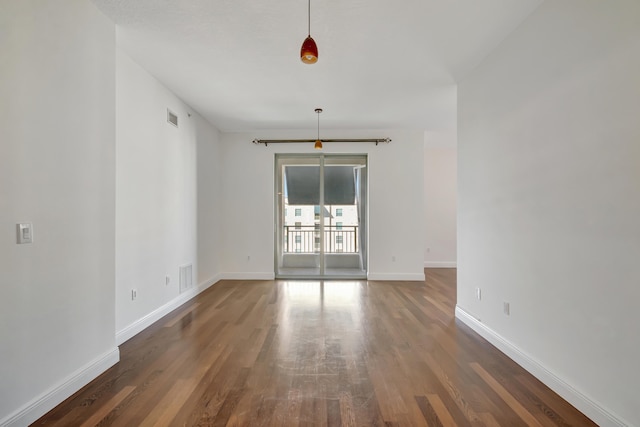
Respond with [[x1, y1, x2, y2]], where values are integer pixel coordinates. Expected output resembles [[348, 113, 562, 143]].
[[284, 225, 358, 254]]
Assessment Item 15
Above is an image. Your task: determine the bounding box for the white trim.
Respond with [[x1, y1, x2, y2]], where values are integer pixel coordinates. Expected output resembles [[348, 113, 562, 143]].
[[0, 348, 119, 427], [367, 272, 426, 281], [424, 262, 457, 268], [220, 272, 276, 280], [455, 306, 630, 427], [116, 274, 221, 345]]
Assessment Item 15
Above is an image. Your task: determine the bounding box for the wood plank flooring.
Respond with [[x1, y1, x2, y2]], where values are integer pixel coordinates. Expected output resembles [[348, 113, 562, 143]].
[[34, 269, 597, 426]]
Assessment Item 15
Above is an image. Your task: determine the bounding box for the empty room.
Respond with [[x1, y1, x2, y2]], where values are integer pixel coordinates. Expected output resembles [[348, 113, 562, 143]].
[[1, 0, 638, 426]]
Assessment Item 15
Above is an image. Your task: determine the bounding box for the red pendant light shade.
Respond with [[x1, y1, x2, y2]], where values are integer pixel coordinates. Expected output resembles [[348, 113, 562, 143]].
[[301, 0, 318, 64], [301, 36, 318, 64]]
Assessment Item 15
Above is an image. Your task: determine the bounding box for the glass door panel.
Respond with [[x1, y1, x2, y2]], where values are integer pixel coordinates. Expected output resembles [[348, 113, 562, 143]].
[[322, 156, 367, 278], [275, 155, 322, 277]]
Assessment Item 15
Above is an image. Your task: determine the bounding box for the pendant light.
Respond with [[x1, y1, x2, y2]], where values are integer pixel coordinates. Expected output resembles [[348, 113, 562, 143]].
[[314, 108, 323, 150], [301, 0, 318, 64]]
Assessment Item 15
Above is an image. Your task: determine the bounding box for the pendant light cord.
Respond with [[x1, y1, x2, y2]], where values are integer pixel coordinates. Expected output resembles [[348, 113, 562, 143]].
[[317, 109, 320, 140], [308, 0, 311, 36]]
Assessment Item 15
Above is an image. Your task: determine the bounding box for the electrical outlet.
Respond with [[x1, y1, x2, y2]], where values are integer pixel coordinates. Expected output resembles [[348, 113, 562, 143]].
[[503, 302, 510, 315], [476, 288, 482, 300], [165, 276, 170, 286], [131, 289, 137, 300]]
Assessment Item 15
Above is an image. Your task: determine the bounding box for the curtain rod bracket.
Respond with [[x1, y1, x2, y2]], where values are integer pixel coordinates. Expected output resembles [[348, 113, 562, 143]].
[[253, 138, 268, 147]]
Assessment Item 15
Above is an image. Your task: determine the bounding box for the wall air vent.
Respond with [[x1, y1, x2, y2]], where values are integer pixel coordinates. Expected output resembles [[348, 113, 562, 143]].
[[167, 109, 178, 128], [179, 264, 193, 293]]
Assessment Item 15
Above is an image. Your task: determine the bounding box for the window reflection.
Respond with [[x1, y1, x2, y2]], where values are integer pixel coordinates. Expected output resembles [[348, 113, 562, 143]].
[[281, 281, 362, 307]]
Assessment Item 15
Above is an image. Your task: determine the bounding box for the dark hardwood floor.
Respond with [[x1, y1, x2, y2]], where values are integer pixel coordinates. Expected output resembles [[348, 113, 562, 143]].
[[34, 269, 596, 426]]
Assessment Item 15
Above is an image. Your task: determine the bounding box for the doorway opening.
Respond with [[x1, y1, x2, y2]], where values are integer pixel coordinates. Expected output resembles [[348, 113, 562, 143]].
[[275, 154, 367, 279]]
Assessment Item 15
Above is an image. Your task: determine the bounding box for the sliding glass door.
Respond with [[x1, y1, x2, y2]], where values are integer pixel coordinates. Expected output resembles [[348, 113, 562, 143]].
[[275, 154, 367, 279]]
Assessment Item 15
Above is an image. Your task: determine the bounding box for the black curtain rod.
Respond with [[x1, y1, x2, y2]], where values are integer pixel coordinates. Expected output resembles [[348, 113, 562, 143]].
[[252, 138, 391, 147]]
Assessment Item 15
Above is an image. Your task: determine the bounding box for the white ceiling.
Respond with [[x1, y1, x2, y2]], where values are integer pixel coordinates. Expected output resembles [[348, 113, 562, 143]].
[[91, 0, 543, 132]]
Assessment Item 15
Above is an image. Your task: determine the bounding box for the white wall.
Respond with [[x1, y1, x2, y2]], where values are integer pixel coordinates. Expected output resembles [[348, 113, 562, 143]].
[[197, 111, 224, 287], [0, 1, 117, 425], [220, 130, 425, 281], [457, 1, 640, 426], [115, 49, 222, 342], [424, 131, 457, 267]]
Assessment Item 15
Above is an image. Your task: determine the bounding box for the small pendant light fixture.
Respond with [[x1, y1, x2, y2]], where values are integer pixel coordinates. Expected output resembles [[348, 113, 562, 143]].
[[314, 108, 323, 150], [301, 0, 318, 64]]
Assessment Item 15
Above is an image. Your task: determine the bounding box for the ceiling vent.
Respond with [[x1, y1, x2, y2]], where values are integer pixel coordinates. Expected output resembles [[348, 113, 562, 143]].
[[167, 109, 178, 128]]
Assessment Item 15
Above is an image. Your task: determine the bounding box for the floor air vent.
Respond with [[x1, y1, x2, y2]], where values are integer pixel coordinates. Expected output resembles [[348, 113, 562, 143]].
[[179, 264, 193, 293]]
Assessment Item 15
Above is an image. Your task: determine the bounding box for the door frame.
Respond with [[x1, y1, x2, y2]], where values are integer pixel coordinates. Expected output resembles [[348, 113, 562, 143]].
[[274, 153, 368, 279]]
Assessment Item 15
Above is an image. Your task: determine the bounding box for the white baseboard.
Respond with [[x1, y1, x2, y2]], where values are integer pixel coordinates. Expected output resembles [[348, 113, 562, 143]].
[[116, 274, 221, 345], [455, 306, 629, 427], [220, 272, 276, 280], [367, 272, 426, 281], [424, 262, 457, 268], [0, 348, 119, 427]]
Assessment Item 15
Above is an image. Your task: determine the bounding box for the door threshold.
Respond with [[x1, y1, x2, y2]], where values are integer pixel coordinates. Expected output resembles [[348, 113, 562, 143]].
[[275, 275, 367, 280]]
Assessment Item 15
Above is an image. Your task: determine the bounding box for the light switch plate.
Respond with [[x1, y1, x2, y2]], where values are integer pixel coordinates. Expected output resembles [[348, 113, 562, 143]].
[[17, 223, 33, 244]]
